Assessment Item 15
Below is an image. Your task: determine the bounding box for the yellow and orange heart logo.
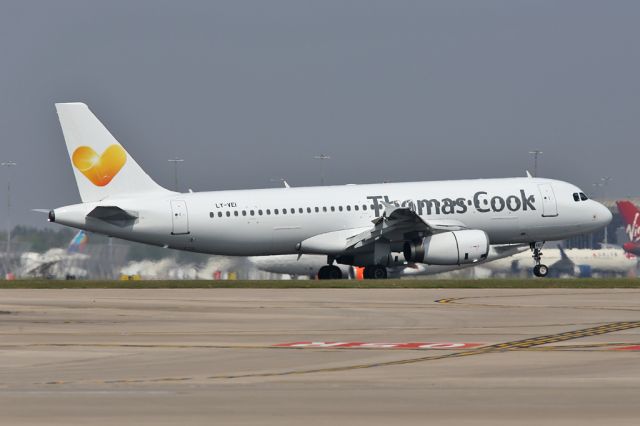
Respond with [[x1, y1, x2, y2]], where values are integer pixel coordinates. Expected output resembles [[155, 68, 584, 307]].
[[72, 145, 127, 187]]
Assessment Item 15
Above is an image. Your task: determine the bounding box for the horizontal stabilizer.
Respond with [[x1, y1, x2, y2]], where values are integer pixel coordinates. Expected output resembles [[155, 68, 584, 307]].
[[87, 206, 138, 226]]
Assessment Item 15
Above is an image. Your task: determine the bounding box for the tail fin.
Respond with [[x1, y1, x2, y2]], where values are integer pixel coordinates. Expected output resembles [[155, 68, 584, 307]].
[[616, 200, 640, 241], [55, 103, 170, 202], [67, 231, 88, 254]]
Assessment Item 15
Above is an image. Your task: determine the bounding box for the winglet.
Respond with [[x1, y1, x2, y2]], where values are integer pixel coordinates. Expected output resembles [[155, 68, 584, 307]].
[[526, 170, 533, 178]]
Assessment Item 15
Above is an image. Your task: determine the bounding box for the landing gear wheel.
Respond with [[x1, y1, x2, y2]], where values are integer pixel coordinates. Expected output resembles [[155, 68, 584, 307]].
[[363, 265, 388, 279], [530, 242, 550, 278], [533, 264, 549, 277], [328, 265, 342, 279], [318, 265, 343, 280]]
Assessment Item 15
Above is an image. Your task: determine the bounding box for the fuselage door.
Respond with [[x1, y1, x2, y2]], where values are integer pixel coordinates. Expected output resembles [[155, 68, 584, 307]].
[[538, 184, 558, 217], [170, 200, 190, 234]]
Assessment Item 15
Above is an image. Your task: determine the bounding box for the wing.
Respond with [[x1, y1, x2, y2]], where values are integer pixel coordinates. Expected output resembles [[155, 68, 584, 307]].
[[345, 202, 467, 251], [299, 201, 468, 255]]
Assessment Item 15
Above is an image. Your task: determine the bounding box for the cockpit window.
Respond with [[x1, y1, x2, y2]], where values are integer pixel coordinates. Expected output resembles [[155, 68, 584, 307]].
[[579, 192, 588, 201], [573, 193, 580, 202]]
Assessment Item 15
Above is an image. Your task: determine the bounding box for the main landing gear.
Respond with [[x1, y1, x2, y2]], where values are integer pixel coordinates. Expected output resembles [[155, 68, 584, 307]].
[[363, 265, 387, 279], [318, 265, 343, 280], [530, 242, 549, 278], [317, 264, 388, 280]]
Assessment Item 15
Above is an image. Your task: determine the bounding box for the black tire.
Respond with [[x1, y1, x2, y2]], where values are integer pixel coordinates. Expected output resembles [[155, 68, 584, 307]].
[[533, 265, 541, 277], [318, 265, 331, 280], [372, 265, 388, 279], [538, 264, 549, 277], [363, 266, 373, 279], [328, 265, 343, 279], [363, 265, 389, 279]]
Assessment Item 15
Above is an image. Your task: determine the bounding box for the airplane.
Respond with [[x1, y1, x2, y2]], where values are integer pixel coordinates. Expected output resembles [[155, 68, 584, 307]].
[[250, 244, 529, 279], [481, 245, 636, 277], [616, 200, 640, 256], [19, 230, 88, 278], [46, 103, 612, 279]]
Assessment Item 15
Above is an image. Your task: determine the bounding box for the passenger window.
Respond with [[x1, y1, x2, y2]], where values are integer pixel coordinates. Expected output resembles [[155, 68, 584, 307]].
[[315, 207, 319, 213], [234, 211, 238, 216], [291, 208, 295, 214], [226, 211, 231, 217], [346, 205, 351, 211], [218, 212, 223, 217], [354, 205, 359, 211], [322, 206, 327, 212], [330, 206, 335, 212], [580, 192, 588, 201], [362, 205, 367, 211], [282, 209, 287, 215], [258, 210, 263, 216], [209, 212, 214, 218], [274, 209, 279, 215], [250, 210, 255, 216], [266, 209, 271, 215], [307, 207, 311, 213], [338, 206, 343, 211], [573, 193, 580, 202], [242, 211, 247, 216], [299, 208, 303, 214]]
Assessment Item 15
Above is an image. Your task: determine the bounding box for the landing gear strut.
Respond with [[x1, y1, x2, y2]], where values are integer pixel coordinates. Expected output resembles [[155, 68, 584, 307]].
[[530, 242, 549, 277], [363, 265, 388, 279], [318, 265, 343, 280]]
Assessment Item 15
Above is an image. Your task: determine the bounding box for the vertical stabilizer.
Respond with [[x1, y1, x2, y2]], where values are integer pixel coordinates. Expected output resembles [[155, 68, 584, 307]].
[[616, 201, 640, 241], [56, 103, 171, 202]]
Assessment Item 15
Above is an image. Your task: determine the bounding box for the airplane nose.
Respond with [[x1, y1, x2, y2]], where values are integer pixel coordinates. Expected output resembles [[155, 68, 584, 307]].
[[594, 202, 612, 227]]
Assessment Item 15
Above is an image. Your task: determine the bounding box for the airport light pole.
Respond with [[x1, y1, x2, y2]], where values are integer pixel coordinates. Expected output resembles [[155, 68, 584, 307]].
[[528, 150, 543, 177], [1, 161, 16, 255], [168, 158, 184, 192], [313, 154, 331, 186]]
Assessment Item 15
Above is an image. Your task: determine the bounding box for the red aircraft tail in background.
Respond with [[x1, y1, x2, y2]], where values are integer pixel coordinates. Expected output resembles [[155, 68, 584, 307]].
[[617, 201, 640, 241], [616, 200, 640, 256]]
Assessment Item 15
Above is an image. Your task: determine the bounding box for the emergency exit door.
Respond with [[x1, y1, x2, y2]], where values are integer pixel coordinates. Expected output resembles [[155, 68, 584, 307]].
[[538, 184, 558, 217], [170, 200, 190, 234]]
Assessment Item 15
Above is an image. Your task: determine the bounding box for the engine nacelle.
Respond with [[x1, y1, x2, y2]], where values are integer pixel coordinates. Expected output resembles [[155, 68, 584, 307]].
[[403, 230, 489, 265]]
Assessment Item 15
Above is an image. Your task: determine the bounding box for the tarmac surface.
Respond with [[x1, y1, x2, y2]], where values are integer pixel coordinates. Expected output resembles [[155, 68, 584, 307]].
[[1, 288, 640, 425]]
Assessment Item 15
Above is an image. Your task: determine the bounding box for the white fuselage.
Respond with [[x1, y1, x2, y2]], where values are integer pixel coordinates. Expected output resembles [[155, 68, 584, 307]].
[[52, 177, 611, 262]]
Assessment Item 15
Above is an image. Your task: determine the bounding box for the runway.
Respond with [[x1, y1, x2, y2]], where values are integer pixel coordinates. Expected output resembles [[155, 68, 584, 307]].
[[2, 288, 640, 425]]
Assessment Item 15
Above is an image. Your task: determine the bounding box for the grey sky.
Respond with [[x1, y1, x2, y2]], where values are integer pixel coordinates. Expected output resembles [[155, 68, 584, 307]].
[[1, 1, 639, 228]]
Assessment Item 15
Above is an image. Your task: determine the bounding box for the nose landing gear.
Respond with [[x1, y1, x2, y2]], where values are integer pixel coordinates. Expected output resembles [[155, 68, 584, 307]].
[[531, 242, 549, 277]]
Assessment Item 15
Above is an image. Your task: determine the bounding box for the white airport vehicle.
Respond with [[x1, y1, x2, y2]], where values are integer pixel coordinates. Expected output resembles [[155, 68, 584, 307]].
[[47, 103, 611, 279], [482, 245, 637, 277], [250, 244, 529, 279]]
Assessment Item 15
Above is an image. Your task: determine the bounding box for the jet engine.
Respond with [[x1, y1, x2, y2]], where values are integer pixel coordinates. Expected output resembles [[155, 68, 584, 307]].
[[403, 230, 489, 265]]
